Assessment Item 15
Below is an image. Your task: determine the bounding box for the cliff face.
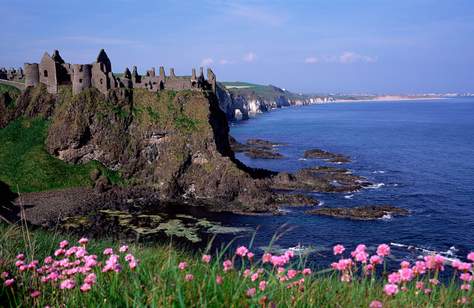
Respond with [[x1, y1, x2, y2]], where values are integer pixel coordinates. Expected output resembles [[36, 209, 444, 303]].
[[1, 84, 276, 212], [216, 82, 329, 121]]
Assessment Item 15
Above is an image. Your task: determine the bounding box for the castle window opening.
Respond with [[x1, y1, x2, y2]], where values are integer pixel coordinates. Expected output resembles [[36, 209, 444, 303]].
[[44, 70, 48, 77], [100, 79, 103, 85], [79, 79, 82, 83]]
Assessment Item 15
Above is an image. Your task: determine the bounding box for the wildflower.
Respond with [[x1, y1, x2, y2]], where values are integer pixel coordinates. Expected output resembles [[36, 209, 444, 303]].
[[223, 260, 233, 272], [78, 238, 89, 245], [458, 262, 471, 272], [388, 272, 401, 284], [75, 247, 87, 258], [333, 244, 345, 255], [1, 272, 8, 279], [429, 278, 439, 286], [236, 246, 249, 257], [54, 249, 65, 257], [355, 251, 368, 263], [285, 250, 295, 259], [80, 283, 92, 292], [461, 284, 471, 291], [467, 252, 474, 262], [59, 240, 69, 249], [60, 279, 76, 289], [376, 244, 390, 257], [44, 256, 53, 264], [370, 255, 382, 265], [460, 272, 472, 282], [119, 245, 129, 253], [16, 253, 25, 260], [178, 262, 188, 271], [413, 261, 426, 275], [247, 252, 255, 261], [369, 300, 383, 308], [287, 269, 298, 279], [341, 273, 351, 282], [4, 279, 14, 287], [400, 261, 410, 268], [251, 273, 259, 282], [457, 297, 468, 304], [30, 290, 41, 298], [246, 287, 256, 298], [416, 281, 424, 290], [185, 274, 194, 281], [398, 268, 413, 282], [259, 280, 267, 291], [243, 269, 251, 277], [302, 268, 312, 276], [262, 253, 272, 263], [201, 254, 211, 264], [383, 283, 399, 296], [216, 275, 223, 285], [103, 248, 113, 255], [424, 288, 432, 295]]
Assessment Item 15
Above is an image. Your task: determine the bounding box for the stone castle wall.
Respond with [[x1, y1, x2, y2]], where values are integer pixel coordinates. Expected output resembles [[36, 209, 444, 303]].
[[1, 49, 217, 96]]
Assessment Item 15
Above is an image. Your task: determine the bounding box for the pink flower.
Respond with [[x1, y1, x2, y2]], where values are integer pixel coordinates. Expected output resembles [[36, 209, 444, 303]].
[[246, 287, 256, 298], [302, 268, 312, 276], [85, 273, 97, 285], [243, 269, 251, 277], [80, 283, 92, 292], [333, 244, 345, 255], [370, 255, 382, 265], [413, 261, 426, 274], [400, 261, 410, 268], [398, 268, 413, 282], [15, 260, 23, 267], [369, 300, 383, 308], [287, 269, 298, 279], [259, 280, 267, 291], [388, 272, 401, 284], [416, 281, 424, 289], [460, 273, 472, 282], [340, 273, 351, 282], [78, 238, 89, 245], [16, 253, 25, 260], [60, 279, 76, 289], [262, 253, 272, 263], [185, 274, 194, 281], [129, 260, 138, 270], [223, 260, 233, 272], [59, 240, 69, 249], [119, 245, 129, 253], [4, 279, 14, 287], [467, 252, 474, 262], [251, 273, 259, 282], [247, 252, 255, 260], [1, 272, 8, 279], [376, 244, 390, 257], [429, 278, 439, 286], [236, 246, 249, 257], [54, 249, 65, 256], [216, 275, 223, 285], [201, 254, 211, 264], [103, 248, 113, 255], [178, 262, 188, 271], [384, 283, 399, 296], [461, 284, 471, 291], [44, 256, 53, 264], [355, 251, 368, 263], [30, 290, 41, 298], [75, 247, 87, 258]]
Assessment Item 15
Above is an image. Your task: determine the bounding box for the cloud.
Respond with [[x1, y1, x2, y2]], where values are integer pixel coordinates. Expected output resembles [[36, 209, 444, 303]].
[[225, 3, 287, 27], [219, 59, 232, 65], [201, 57, 214, 66], [305, 57, 319, 64], [305, 52, 377, 64], [243, 52, 257, 62]]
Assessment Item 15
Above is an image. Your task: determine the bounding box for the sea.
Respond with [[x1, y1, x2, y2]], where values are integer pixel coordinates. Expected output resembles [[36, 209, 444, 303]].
[[203, 98, 474, 267]]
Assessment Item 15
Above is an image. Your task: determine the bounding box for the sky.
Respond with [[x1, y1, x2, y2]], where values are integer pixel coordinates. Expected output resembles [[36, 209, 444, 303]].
[[0, 0, 473, 94]]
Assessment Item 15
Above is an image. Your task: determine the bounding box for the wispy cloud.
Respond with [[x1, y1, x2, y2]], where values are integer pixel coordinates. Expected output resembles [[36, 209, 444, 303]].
[[243, 52, 257, 62], [305, 52, 377, 64], [201, 57, 214, 66], [220, 3, 287, 27], [219, 59, 232, 65]]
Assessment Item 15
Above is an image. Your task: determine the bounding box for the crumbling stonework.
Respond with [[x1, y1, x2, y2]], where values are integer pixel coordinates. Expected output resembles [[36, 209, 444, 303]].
[[2, 49, 217, 96]]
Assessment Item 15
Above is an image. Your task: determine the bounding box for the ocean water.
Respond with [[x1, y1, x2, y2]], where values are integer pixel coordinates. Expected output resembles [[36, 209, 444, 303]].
[[209, 98, 474, 266]]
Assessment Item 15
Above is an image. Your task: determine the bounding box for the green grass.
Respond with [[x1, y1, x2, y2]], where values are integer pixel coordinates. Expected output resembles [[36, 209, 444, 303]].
[[0, 117, 121, 193], [0, 223, 471, 307]]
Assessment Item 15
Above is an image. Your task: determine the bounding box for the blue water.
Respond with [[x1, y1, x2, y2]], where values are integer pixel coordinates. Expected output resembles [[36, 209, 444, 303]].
[[209, 98, 474, 265]]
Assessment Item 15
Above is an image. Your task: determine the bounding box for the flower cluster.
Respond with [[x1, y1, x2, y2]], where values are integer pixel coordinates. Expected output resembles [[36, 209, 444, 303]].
[[1, 237, 139, 300]]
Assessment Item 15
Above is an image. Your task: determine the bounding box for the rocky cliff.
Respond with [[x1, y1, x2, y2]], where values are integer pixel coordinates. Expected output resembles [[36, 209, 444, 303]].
[[217, 82, 333, 121]]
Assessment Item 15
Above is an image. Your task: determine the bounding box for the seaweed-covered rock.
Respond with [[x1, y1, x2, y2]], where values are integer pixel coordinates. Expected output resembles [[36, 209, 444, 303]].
[[303, 148, 351, 163], [306, 205, 409, 220]]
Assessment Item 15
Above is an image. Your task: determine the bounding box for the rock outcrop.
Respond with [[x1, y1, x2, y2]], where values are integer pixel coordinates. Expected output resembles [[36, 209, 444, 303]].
[[306, 205, 409, 220]]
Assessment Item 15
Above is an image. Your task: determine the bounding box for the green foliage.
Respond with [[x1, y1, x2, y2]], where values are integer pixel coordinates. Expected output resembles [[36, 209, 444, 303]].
[[0, 84, 21, 108], [174, 114, 199, 132], [0, 224, 469, 307], [0, 118, 121, 193]]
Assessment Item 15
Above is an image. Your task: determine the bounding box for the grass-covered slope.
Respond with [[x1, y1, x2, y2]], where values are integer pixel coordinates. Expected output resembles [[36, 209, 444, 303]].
[[0, 117, 120, 193]]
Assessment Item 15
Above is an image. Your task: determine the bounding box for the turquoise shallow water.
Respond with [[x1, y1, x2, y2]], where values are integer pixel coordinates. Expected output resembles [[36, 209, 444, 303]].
[[209, 98, 474, 265]]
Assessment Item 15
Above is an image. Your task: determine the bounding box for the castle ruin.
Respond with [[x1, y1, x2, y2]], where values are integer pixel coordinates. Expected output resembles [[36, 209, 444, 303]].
[[0, 49, 216, 95]]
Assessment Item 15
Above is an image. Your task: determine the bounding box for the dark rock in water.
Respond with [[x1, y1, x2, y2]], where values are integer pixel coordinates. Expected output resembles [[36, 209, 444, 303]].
[[306, 205, 409, 220], [273, 193, 319, 207], [247, 138, 286, 149], [272, 166, 370, 193], [244, 148, 284, 159], [303, 148, 351, 163]]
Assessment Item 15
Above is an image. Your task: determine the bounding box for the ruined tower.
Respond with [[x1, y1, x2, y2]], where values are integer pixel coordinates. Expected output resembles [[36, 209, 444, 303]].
[[39, 52, 59, 94], [91, 49, 114, 95], [72, 64, 92, 95], [24, 63, 39, 87]]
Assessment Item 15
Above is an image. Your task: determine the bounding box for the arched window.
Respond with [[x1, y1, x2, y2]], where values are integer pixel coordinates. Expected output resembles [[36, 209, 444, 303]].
[[79, 79, 83, 83], [44, 70, 48, 77]]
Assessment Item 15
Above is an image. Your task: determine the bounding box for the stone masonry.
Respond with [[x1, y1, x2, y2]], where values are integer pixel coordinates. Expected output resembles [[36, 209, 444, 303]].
[[0, 49, 217, 95]]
